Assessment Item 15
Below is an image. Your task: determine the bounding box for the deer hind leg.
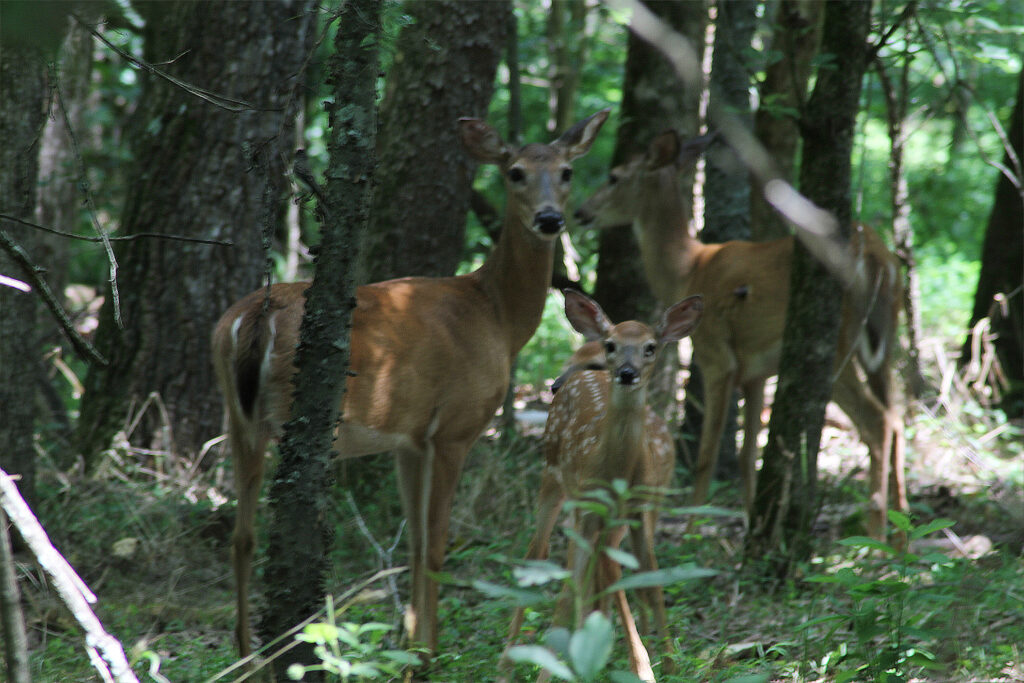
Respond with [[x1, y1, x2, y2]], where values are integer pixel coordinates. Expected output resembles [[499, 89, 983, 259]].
[[738, 377, 767, 516], [832, 362, 896, 541], [229, 420, 268, 660], [395, 445, 434, 650]]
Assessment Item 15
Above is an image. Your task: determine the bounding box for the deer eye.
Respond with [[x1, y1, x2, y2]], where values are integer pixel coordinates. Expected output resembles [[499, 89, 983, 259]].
[[604, 340, 617, 355], [561, 167, 573, 183], [643, 342, 656, 357], [508, 167, 525, 183]]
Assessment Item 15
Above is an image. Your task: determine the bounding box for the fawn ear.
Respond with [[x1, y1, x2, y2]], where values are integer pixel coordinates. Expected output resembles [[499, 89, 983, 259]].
[[658, 295, 703, 343], [458, 118, 512, 165], [563, 290, 613, 341], [554, 108, 610, 160]]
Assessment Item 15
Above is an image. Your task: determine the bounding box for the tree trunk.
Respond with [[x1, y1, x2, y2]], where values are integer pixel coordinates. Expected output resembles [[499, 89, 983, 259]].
[[0, 27, 49, 508], [261, 2, 378, 675], [75, 0, 316, 464], [960, 66, 1024, 417], [357, 0, 508, 285], [750, 0, 823, 241], [593, 0, 704, 325], [747, 0, 871, 572], [684, 0, 757, 481], [875, 49, 930, 400]]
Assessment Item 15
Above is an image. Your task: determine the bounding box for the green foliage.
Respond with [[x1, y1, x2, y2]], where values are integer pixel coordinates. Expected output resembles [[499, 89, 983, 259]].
[[285, 595, 420, 681], [802, 513, 957, 682]]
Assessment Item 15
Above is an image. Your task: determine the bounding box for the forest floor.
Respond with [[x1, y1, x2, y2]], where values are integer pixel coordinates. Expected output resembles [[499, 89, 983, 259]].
[[14, 361, 1024, 682]]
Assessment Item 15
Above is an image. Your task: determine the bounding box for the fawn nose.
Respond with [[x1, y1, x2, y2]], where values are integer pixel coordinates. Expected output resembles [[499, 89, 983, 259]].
[[534, 210, 565, 235], [616, 365, 640, 386]]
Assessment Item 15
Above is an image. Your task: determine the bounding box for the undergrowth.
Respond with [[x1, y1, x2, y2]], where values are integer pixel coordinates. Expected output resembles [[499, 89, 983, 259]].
[[9, 337, 1024, 682]]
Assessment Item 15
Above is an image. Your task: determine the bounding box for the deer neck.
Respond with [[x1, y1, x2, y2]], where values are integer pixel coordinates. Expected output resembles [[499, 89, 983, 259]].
[[474, 205, 556, 357], [597, 385, 650, 477], [632, 170, 702, 303]]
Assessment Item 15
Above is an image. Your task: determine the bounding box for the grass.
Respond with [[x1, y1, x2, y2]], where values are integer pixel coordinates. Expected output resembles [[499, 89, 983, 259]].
[[10, 329, 1024, 682]]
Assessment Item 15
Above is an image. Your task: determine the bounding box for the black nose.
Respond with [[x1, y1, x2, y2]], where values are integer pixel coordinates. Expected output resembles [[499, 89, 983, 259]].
[[616, 366, 639, 386], [534, 210, 565, 235]]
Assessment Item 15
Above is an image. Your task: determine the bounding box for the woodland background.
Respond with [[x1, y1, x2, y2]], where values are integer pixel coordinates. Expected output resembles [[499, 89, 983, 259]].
[[0, 0, 1022, 681]]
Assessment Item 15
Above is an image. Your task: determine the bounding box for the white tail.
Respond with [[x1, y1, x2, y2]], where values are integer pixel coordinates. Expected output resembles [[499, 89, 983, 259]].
[[504, 290, 702, 683], [212, 110, 609, 659], [575, 129, 907, 541]]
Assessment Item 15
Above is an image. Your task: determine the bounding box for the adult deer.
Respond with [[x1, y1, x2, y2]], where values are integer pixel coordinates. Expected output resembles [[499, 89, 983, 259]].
[[575, 130, 907, 541], [504, 290, 702, 682], [211, 110, 609, 659]]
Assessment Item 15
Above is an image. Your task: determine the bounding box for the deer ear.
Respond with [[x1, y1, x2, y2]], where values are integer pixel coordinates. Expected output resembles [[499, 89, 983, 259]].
[[658, 295, 703, 343], [555, 108, 610, 160], [676, 132, 717, 169], [458, 118, 512, 165], [563, 289, 613, 341], [646, 130, 680, 170]]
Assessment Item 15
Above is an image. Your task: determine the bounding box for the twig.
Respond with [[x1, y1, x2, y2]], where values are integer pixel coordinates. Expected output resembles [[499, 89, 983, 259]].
[[0, 230, 107, 366], [50, 63, 123, 329], [72, 14, 255, 112], [0, 213, 233, 246], [0, 470, 139, 683]]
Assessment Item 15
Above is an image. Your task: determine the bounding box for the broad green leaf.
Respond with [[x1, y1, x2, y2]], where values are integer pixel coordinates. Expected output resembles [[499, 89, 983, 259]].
[[607, 565, 716, 592], [887, 509, 912, 532], [508, 645, 576, 681], [569, 612, 614, 681], [473, 579, 546, 605], [910, 518, 955, 540], [608, 671, 646, 683], [837, 536, 896, 554], [603, 546, 639, 570], [514, 560, 572, 587]]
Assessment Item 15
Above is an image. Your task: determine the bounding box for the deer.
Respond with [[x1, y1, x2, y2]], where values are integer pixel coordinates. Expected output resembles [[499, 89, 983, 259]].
[[211, 109, 609, 661], [574, 129, 907, 542], [503, 290, 703, 683]]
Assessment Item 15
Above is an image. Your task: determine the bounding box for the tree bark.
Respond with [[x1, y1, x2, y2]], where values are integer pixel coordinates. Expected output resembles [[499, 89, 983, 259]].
[[261, 2, 379, 675], [960, 66, 1024, 416], [750, 0, 823, 241], [683, 0, 757, 481], [0, 23, 49, 508], [357, 0, 508, 285], [75, 0, 316, 464], [593, 1, 704, 325], [747, 0, 871, 572]]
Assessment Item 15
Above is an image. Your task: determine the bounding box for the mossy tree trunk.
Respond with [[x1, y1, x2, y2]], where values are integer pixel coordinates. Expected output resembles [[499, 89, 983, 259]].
[[747, 0, 871, 572], [260, 1, 379, 677]]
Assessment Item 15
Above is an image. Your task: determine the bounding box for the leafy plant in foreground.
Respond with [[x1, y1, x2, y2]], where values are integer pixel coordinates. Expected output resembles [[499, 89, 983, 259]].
[[803, 511, 956, 682]]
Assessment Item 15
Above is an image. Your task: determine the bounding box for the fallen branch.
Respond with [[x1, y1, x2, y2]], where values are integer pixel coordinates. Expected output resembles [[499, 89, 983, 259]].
[[0, 469, 138, 682]]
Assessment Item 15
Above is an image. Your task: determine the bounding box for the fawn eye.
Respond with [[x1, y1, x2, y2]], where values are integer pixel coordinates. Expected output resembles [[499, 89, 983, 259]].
[[604, 340, 617, 355], [644, 342, 657, 357], [561, 167, 573, 183], [508, 167, 525, 183]]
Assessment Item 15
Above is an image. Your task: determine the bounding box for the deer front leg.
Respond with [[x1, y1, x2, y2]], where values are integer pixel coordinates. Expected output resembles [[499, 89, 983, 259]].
[[690, 366, 737, 507], [395, 445, 434, 650]]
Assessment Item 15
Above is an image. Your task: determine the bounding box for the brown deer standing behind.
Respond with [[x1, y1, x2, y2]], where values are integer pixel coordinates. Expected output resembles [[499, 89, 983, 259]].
[[575, 130, 907, 541], [211, 110, 609, 659], [504, 290, 703, 683]]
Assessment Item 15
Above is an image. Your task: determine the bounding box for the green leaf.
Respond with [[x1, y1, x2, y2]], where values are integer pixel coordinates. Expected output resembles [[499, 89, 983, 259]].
[[546, 627, 573, 659], [909, 518, 955, 540], [603, 547, 639, 570], [514, 560, 572, 587], [569, 612, 614, 681], [508, 645, 576, 681], [887, 509, 912, 532], [382, 650, 422, 666], [608, 671, 646, 683], [473, 579, 546, 605], [607, 565, 717, 592]]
